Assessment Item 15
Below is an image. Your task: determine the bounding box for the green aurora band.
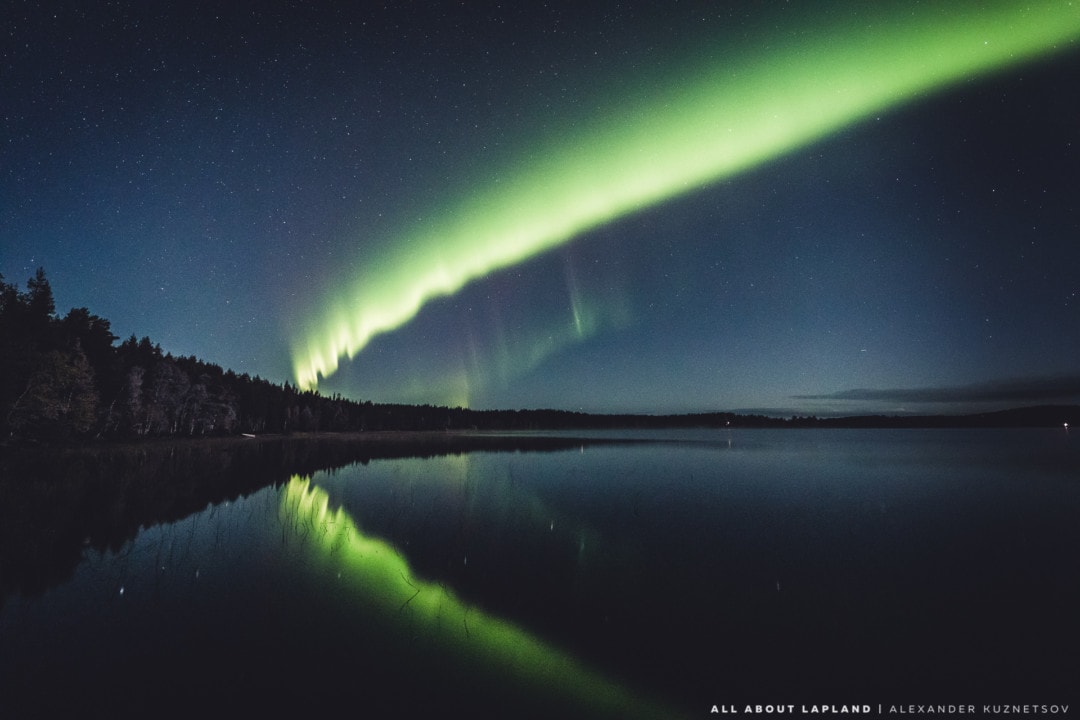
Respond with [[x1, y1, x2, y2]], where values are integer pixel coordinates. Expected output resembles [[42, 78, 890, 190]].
[[280, 476, 679, 719], [293, 3, 1080, 392]]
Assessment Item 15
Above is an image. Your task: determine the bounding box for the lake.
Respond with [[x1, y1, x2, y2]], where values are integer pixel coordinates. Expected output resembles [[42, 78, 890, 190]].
[[1, 428, 1077, 718]]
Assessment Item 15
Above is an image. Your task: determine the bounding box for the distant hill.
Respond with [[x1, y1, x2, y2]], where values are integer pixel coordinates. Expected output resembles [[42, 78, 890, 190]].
[[810, 404, 1079, 429]]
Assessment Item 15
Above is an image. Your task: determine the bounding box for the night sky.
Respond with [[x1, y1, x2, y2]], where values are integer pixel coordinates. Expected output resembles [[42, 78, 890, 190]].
[[4, 1, 1079, 416]]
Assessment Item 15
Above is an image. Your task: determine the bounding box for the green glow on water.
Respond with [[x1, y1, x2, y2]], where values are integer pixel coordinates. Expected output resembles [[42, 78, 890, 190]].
[[279, 476, 678, 719], [292, 3, 1080, 391]]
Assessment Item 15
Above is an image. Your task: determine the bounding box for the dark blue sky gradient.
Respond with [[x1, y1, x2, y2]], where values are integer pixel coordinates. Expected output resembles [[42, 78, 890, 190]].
[[3, 2, 1079, 415]]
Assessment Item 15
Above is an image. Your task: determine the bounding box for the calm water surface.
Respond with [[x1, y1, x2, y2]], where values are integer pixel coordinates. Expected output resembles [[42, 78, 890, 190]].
[[1, 429, 1077, 717]]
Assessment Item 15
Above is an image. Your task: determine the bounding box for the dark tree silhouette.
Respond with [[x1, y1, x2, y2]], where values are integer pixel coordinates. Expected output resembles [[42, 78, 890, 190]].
[[2, 269, 1077, 444]]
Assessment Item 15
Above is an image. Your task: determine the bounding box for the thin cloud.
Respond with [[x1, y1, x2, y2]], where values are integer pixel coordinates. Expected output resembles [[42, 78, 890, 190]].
[[794, 376, 1080, 404]]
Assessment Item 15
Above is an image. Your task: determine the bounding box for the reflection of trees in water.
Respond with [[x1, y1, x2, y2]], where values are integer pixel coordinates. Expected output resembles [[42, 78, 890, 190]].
[[0, 437, 321, 604], [0, 433, 630, 607], [69, 491, 255, 613]]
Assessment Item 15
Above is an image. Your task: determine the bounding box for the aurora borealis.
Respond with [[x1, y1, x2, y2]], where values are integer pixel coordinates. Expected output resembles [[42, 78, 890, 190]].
[[289, 3, 1080, 394], [4, 1, 1080, 415], [280, 474, 676, 719]]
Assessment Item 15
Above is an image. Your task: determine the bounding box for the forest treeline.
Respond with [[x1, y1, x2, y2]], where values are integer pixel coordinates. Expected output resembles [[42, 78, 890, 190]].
[[0, 268, 752, 442], [0, 269, 632, 441], [3, 269, 1076, 443]]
